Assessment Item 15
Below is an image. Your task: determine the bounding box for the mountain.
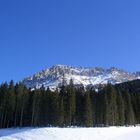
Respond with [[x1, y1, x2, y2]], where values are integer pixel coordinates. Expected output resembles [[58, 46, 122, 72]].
[[22, 64, 139, 90], [134, 72, 140, 79]]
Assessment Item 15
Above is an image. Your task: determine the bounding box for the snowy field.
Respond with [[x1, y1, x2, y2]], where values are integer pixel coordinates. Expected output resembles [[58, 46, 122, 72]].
[[0, 127, 140, 140]]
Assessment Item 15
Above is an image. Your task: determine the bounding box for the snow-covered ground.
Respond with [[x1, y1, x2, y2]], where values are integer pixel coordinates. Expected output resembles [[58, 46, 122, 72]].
[[0, 127, 140, 140]]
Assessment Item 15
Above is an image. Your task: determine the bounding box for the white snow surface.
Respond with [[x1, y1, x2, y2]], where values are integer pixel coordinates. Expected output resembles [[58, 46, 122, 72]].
[[0, 127, 140, 140]]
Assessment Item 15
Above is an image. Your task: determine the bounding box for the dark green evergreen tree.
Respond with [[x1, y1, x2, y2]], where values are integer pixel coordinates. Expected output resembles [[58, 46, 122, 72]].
[[66, 79, 76, 126], [123, 91, 135, 125], [84, 90, 93, 127], [0, 83, 9, 128], [116, 91, 125, 126]]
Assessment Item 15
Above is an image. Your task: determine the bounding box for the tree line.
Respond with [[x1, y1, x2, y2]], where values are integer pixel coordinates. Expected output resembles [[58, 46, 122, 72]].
[[0, 79, 140, 128]]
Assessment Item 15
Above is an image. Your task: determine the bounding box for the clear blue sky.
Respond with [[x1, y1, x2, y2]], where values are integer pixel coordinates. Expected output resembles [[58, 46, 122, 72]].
[[0, 0, 140, 83]]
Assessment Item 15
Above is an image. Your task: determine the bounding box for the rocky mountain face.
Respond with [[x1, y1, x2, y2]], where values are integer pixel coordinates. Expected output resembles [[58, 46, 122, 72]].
[[134, 72, 140, 79], [22, 65, 139, 90]]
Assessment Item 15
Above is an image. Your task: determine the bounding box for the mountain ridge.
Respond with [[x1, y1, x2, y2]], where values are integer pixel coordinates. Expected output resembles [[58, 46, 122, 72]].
[[23, 64, 139, 90]]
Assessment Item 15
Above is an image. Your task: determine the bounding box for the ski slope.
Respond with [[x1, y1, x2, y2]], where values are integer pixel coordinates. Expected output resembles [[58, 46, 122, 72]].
[[0, 127, 140, 140]]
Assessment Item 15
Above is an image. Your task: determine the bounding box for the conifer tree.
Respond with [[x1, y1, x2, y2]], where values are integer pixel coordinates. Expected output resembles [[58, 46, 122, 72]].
[[0, 83, 9, 128], [84, 91, 93, 127], [58, 96, 65, 126], [49, 91, 59, 126], [8, 80, 16, 127], [123, 91, 135, 125], [116, 91, 125, 126], [66, 79, 76, 126], [39, 87, 49, 126]]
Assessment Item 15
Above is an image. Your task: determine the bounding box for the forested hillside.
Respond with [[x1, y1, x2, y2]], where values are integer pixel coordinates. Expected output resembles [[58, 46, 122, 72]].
[[0, 80, 140, 128]]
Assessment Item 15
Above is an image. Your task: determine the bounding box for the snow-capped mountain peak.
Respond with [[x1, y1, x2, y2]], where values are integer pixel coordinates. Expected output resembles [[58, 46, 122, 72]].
[[23, 65, 139, 90]]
